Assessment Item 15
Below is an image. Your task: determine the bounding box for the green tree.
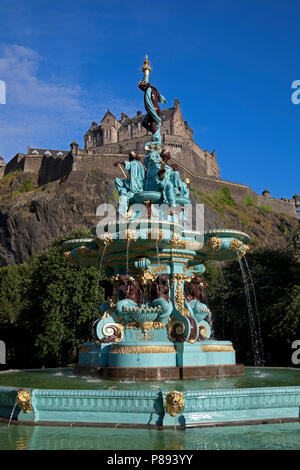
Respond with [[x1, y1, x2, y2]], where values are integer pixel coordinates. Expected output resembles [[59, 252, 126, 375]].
[[14, 228, 104, 367], [204, 248, 300, 366]]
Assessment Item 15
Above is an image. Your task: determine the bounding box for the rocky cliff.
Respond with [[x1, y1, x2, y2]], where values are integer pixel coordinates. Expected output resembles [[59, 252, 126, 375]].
[[0, 169, 299, 266]]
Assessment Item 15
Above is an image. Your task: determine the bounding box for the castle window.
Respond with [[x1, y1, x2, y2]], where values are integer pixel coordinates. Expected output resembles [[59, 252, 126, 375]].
[[165, 130, 168, 135], [138, 122, 141, 132]]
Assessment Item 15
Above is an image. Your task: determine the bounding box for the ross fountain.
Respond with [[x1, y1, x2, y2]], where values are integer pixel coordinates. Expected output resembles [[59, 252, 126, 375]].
[[0, 57, 299, 434], [63, 56, 250, 382]]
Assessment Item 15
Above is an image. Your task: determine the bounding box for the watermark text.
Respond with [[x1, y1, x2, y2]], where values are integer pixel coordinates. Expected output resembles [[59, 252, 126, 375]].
[[0, 81, 6, 104]]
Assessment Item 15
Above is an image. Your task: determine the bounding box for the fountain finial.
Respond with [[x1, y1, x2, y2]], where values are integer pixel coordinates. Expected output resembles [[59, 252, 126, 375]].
[[142, 55, 151, 82]]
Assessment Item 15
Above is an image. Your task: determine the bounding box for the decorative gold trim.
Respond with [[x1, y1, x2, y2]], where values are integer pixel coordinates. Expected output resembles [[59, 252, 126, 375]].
[[229, 239, 243, 252], [142, 55, 152, 73], [172, 274, 192, 314], [239, 244, 250, 257], [168, 232, 185, 249], [16, 389, 32, 413], [152, 321, 165, 329], [201, 344, 235, 352], [167, 320, 185, 342], [103, 252, 200, 265], [136, 330, 156, 341], [137, 268, 155, 286], [119, 229, 138, 241], [96, 233, 113, 246], [148, 229, 164, 241], [206, 237, 222, 251], [76, 245, 90, 257], [109, 345, 176, 354], [62, 251, 77, 264], [124, 321, 165, 331], [165, 390, 184, 416], [151, 265, 167, 275]]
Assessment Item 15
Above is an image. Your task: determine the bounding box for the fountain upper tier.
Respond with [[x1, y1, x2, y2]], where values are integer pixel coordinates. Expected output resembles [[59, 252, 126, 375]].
[[62, 214, 250, 271]]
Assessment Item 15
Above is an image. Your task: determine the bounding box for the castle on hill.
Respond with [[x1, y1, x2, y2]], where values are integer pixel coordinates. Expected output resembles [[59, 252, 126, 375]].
[[1, 99, 299, 218]]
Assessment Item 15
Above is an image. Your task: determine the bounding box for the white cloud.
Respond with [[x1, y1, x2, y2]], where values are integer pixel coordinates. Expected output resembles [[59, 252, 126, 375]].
[[0, 44, 139, 160]]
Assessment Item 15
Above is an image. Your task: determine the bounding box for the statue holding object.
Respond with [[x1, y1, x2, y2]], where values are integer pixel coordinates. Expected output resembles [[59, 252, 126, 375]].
[[114, 151, 145, 217], [139, 55, 167, 149]]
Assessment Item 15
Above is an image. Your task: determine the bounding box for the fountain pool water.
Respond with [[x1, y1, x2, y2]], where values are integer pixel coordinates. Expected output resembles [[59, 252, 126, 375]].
[[0, 367, 299, 450], [1, 421, 300, 450]]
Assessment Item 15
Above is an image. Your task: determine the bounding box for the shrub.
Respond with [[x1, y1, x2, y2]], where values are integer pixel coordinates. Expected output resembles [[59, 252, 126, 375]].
[[244, 194, 255, 206], [219, 186, 236, 207]]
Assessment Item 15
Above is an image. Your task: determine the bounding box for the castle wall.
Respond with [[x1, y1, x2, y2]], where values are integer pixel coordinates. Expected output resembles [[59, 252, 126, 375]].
[[4, 154, 25, 175], [23, 155, 44, 174], [185, 172, 298, 218], [0, 164, 6, 178], [38, 153, 74, 185]]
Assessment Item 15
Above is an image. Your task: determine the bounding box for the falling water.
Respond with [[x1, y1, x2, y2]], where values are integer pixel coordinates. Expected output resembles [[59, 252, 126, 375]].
[[93, 244, 107, 323], [207, 311, 214, 340], [126, 239, 130, 275], [8, 400, 18, 427], [238, 257, 263, 366], [243, 255, 264, 363], [155, 239, 163, 295]]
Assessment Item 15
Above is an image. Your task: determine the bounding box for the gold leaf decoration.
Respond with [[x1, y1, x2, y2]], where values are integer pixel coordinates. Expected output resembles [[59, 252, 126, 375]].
[[165, 390, 184, 416]]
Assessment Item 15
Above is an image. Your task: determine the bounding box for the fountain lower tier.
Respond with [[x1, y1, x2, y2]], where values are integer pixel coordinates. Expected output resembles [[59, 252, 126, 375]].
[[75, 339, 243, 381], [61, 223, 251, 381]]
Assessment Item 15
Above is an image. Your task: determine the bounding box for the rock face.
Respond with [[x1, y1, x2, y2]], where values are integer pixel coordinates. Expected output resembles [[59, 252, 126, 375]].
[[0, 169, 299, 266]]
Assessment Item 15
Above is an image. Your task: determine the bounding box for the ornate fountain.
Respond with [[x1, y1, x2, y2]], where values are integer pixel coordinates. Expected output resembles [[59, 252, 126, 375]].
[[1, 58, 299, 431], [63, 56, 250, 380]]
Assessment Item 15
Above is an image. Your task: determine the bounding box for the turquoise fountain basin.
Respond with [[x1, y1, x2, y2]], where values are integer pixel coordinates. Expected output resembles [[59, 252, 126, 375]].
[[0, 368, 299, 429]]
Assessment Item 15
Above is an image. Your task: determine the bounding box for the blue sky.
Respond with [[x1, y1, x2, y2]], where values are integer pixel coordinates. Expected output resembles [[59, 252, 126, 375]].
[[0, 0, 299, 199]]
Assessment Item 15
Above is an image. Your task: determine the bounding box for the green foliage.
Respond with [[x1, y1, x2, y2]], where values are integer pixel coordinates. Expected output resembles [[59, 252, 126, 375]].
[[219, 186, 236, 207], [191, 187, 236, 216], [0, 233, 104, 368], [19, 179, 33, 193], [244, 194, 255, 206], [260, 204, 274, 212], [205, 248, 300, 366]]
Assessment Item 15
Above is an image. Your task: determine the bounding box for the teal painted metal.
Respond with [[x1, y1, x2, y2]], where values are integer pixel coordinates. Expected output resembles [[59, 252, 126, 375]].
[[164, 386, 300, 426], [1, 385, 299, 426], [78, 340, 236, 368]]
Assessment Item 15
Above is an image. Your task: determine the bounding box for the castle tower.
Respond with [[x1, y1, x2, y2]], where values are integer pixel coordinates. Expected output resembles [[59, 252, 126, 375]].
[[101, 110, 119, 145]]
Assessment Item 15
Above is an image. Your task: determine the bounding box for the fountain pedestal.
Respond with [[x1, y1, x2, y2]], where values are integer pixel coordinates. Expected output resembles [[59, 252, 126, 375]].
[[63, 217, 249, 380]]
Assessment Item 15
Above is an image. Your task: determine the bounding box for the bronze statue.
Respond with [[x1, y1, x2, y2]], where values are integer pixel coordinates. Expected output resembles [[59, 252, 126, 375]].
[[138, 80, 167, 136], [118, 274, 144, 305], [184, 275, 208, 303], [150, 274, 170, 302]]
